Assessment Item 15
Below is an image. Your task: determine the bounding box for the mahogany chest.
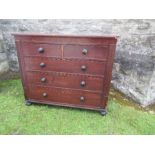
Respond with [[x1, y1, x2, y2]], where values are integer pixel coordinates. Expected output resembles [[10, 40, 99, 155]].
[[13, 33, 117, 115]]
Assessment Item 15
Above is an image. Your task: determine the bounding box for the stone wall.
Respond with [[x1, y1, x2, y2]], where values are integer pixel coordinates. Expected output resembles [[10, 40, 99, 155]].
[[0, 19, 155, 107], [0, 30, 9, 77]]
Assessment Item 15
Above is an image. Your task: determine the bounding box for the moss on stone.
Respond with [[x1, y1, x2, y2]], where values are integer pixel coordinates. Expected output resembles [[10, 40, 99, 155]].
[[110, 88, 155, 114]]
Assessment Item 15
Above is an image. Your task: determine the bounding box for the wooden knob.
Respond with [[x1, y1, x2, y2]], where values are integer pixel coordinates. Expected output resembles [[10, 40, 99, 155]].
[[42, 92, 48, 97], [80, 96, 85, 102], [81, 65, 87, 71], [40, 62, 46, 67], [40, 77, 46, 82], [80, 81, 86, 87], [82, 48, 88, 55], [38, 47, 44, 53]]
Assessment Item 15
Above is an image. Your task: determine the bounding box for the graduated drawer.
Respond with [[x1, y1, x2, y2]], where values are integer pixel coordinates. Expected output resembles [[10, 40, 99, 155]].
[[26, 71, 104, 91], [24, 57, 106, 76], [22, 42, 61, 57], [64, 44, 108, 60], [28, 85, 102, 107]]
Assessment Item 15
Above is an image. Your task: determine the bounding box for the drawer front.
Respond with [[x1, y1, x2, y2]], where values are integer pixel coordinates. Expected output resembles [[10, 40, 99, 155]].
[[24, 57, 106, 76], [22, 42, 61, 57], [64, 45, 108, 60], [26, 71, 104, 91], [28, 85, 102, 107]]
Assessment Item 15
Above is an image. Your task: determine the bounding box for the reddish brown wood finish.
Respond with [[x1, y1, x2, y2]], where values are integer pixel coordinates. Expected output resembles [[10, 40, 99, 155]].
[[28, 85, 102, 107], [22, 42, 62, 57], [26, 71, 104, 91], [13, 33, 117, 114], [63, 44, 108, 60], [24, 57, 106, 75]]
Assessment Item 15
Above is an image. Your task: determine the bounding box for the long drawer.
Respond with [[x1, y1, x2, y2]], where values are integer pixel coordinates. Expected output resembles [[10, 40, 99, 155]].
[[24, 57, 106, 76], [28, 85, 102, 107], [26, 71, 104, 91]]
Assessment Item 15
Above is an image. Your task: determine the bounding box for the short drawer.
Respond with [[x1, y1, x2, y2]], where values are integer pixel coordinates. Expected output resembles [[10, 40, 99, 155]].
[[26, 71, 104, 91], [24, 57, 106, 76], [22, 42, 61, 57], [28, 85, 102, 107], [64, 44, 108, 60]]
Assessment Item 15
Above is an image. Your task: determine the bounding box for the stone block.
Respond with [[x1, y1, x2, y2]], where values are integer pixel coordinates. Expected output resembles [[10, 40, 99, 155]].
[[0, 61, 9, 75]]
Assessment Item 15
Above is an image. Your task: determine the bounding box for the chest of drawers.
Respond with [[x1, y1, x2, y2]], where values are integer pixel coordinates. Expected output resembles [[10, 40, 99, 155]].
[[13, 33, 117, 115]]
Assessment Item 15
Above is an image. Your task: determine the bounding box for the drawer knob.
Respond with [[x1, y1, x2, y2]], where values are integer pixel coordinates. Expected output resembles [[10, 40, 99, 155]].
[[82, 48, 88, 55], [81, 65, 87, 71], [42, 92, 48, 97], [38, 47, 44, 53], [40, 77, 46, 82], [80, 81, 86, 87], [80, 96, 85, 102], [40, 62, 46, 67]]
